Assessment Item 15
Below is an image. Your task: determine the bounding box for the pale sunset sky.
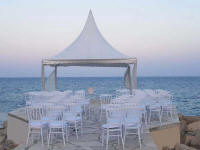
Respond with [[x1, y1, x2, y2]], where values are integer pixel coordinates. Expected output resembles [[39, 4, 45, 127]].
[[0, 0, 200, 77]]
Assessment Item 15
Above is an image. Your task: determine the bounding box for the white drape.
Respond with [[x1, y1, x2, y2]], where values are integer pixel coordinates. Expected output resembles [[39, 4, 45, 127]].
[[45, 69, 56, 91], [124, 66, 131, 89]]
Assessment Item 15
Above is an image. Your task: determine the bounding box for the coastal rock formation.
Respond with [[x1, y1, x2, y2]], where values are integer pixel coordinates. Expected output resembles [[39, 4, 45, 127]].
[[162, 143, 197, 150], [179, 115, 200, 149], [0, 121, 17, 150], [187, 121, 200, 132], [174, 143, 197, 150]]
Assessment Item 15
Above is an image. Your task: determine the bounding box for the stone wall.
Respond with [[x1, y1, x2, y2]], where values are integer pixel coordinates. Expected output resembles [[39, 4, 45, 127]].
[[0, 121, 18, 150]]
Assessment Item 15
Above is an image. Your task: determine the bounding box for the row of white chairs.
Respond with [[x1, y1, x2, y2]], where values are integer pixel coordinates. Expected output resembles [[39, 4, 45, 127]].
[[101, 104, 143, 150], [99, 89, 176, 149], [25, 90, 87, 147], [26, 90, 91, 116], [25, 89, 175, 149], [25, 90, 86, 103], [101, 89, 175, 124], [26, 103, 83, 146]]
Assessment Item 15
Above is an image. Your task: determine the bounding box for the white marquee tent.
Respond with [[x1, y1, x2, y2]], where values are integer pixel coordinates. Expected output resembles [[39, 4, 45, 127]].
[[41, 10, 137, 94]]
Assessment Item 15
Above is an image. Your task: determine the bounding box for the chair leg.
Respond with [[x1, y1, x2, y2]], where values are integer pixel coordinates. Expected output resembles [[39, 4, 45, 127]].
[[88, 105, 91, 119], [106, 129, 109, 150], [40, 128, 44, 145], [81, 120, 83, 135], [102, 128, 104, 146], [65, 126, 68, 142], [149, 109, 151, 124], [120, 128, 124, 150], [48, 128, 51, 147], [141, 123, 143, 134], [26, 127, 31, 146], [124, 127, 126, 144], [118, 136, 120, 145], [170, 109, 173, 119], [75, 122, 78, 140], [138, 127, 142, 148], [62, 128, 66, 146], [159, 111, 162, 124], [100, 108, 102, 120]]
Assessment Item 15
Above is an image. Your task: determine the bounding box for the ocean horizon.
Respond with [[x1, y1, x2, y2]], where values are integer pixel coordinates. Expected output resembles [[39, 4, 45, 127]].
[[0, 76, 200, 126]]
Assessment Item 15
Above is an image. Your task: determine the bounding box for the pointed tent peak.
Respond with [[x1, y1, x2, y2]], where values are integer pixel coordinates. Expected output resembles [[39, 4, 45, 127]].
[[53, 11, 130, 60], [88, 9, 95, 20], [87, 9, 95, 22], [86, 9, 94, 21], [89, 9, 93, 15], [83, 9, 97, 31]]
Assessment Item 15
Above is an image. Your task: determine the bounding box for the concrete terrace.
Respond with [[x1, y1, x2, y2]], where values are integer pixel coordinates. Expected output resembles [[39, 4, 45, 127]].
[[9, 102, 179, 150]]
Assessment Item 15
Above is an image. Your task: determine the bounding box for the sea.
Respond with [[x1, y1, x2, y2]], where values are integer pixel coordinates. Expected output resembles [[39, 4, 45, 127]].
[[0, 77, 200, 126]]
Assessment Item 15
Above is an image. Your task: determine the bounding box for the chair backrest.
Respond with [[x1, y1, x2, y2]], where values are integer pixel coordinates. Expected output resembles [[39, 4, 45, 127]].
[[100, 94, 112, 105], [64, 103, 82, 114], [122, 105, 142, 121], [156, 89, 172, 99], [74, 90, 85, 99], [26, 106, 43, 122], [44, 105, 65, 121], [106, 106, 124, 122]]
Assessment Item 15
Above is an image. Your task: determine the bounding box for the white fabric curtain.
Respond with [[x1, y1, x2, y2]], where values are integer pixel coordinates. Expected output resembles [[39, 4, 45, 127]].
[[123, 66, 130, 89], [45, 69, 56, 91]]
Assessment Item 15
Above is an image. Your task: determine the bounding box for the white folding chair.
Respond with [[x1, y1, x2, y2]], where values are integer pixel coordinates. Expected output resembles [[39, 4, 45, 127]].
[[63, 103, 83, 140], [123, 106, 143, 149], [102, 106, 124, 150], [74, 90, 90, 117], [26, 106, 47, 146], [47, 105, 67, 146]]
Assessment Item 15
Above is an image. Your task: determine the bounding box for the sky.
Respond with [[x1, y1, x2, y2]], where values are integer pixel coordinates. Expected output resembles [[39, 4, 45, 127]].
[[0, 0, 200, 77]]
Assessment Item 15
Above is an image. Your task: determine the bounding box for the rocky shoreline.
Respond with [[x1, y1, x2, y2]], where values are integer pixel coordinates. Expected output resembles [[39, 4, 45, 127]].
[[163, 114, 200, 150], [0, 121, 18, 150]]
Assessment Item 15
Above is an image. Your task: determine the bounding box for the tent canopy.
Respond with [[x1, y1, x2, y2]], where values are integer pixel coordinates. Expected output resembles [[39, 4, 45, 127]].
[[42, 10, 137, 93], [53, 10, 131, 60]]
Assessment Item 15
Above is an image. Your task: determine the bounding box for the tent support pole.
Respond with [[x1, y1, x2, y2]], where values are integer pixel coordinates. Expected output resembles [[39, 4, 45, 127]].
[[128, 66, 132, 95], [41, 62, 45, 91], [54, 66, 57, 90], [133, 62, 137, 89]]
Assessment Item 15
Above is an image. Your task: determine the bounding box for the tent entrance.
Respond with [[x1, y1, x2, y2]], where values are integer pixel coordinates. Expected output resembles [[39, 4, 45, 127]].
[[41, 63, 137, 95]]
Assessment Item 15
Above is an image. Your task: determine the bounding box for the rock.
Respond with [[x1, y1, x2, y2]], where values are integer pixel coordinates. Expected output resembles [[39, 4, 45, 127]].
[[174, 143, 197, 150], [190, 137, 199, 146], [162, 146, 172, 150], [187, 121, 200, 132], [182, 116, 200, 125], [186, 131, 195, 136], [181, 120, 188, 132], [184, 135, 193, 145], [180, 120, 188, 142], [193, 129, 200, 137], [179, 114, 184, 121]]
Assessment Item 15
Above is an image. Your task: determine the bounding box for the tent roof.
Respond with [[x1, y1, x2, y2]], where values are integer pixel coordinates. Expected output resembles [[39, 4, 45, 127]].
[[52, 10, 131, 60], [43, 10, 137, 67]]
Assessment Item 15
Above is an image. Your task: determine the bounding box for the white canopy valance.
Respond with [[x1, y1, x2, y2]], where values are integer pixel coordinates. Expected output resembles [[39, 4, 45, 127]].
[[41, 10, 137, 94]]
